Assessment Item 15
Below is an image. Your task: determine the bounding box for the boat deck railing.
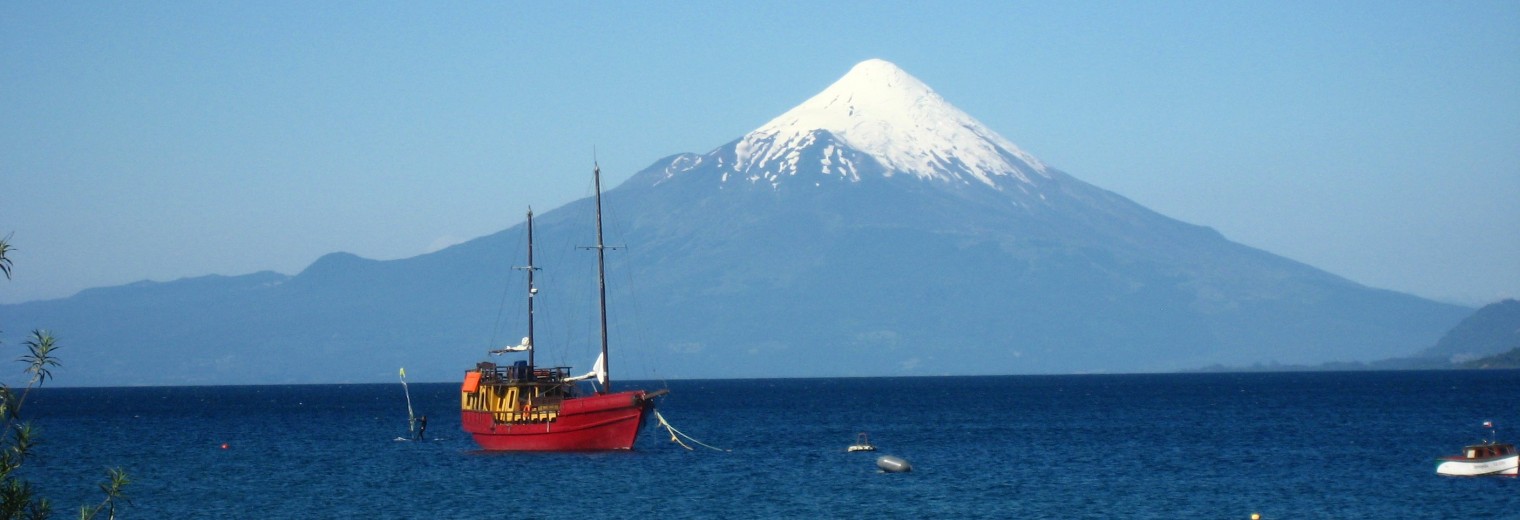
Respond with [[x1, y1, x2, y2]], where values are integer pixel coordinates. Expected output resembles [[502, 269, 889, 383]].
[[476, 361, 571, 385]]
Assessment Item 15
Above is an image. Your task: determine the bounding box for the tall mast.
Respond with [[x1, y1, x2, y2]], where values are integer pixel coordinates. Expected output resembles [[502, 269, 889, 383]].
[[592, 164, 611, 394], [514, 208, 539, 367], [578, 162, 620, 394]]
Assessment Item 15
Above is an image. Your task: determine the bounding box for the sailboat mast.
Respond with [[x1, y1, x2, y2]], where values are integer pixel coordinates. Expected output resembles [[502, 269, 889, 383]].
[[525, 208, 536, 368], [513, 208, 541, 366], [593, 164, 611, 394]]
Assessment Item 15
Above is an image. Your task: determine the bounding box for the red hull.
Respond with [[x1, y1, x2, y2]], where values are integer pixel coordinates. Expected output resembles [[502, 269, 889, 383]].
[[461, 390, 652, 451]]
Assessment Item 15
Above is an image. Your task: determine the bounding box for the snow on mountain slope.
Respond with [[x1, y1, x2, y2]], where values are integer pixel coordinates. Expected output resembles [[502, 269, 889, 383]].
[[731, 59, 1048, 189]]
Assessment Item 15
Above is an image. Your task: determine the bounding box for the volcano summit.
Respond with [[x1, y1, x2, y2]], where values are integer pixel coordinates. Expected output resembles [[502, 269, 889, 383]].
[[730, 58, 1046, 188]]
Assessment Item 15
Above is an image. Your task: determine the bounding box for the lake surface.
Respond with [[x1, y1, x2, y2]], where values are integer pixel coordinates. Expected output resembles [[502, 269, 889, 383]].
[[21, 370, 1520, 518]]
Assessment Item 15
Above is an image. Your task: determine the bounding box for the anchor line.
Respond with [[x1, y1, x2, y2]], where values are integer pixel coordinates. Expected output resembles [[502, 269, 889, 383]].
[[654, 410, 728, 452]]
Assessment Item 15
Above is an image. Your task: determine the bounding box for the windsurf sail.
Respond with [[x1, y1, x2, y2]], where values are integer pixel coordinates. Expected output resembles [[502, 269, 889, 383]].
[[400, 367, 416, 435]]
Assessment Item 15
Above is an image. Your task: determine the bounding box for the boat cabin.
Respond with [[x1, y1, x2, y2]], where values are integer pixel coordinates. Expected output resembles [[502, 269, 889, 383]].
[[461, 360, 577, 424], [1462, 443, 1516, 460]]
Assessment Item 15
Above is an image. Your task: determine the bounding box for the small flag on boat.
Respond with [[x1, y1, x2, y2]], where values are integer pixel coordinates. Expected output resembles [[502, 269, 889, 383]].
[[1484, 420, 1494, 428]]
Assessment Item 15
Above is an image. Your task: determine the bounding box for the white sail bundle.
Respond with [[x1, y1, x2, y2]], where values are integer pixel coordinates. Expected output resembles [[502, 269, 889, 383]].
[[490, 337, 533, 355], [564, 353, 607, 386]]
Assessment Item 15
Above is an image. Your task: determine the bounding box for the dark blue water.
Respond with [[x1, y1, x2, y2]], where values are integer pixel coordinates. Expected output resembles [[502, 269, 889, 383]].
[[20, 371, 1520, 518]]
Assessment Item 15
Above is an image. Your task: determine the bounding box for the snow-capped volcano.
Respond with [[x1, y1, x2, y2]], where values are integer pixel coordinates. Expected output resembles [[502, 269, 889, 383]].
[[4, 59, 1471, 386], [730, 59, 1048, 188]]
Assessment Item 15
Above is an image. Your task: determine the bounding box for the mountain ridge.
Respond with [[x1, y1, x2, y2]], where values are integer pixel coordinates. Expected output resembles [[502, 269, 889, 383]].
[[0, 60, 1472, 386]]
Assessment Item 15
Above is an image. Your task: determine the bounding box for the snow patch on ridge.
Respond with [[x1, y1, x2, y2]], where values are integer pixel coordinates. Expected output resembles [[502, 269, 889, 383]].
[[732, 59, 1047, 189]]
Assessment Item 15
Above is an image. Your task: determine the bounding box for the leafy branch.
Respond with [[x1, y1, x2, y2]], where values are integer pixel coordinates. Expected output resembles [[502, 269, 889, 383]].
[[0, 235, 129, 519]]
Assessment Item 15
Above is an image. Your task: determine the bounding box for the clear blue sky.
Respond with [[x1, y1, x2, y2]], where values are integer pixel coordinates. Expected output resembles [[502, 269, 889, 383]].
[[2, 1, 1516, 306]]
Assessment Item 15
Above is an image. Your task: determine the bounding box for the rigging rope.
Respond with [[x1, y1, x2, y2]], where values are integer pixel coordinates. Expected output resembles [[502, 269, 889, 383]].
[[654, 410, 728, 452], [487, 226, 528, 353]]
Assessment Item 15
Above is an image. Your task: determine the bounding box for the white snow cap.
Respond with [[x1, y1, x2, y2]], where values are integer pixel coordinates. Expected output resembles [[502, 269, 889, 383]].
[[735, 59, 1047, 187]]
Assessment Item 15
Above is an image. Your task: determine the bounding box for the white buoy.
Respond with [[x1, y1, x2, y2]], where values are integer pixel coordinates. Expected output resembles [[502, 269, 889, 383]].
[[877, 455, 912, 473]]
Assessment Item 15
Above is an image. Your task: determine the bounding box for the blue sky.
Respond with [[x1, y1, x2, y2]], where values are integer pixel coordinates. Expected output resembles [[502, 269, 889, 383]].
[[2, 1, 1517, 306]]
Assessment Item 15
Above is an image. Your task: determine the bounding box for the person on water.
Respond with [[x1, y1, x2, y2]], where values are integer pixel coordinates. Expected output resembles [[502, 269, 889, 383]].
[[415, 415, 427, 441]]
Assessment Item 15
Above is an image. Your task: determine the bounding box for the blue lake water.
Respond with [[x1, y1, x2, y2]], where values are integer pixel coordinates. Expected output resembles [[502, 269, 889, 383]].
[[20, 370, 1520, 518]]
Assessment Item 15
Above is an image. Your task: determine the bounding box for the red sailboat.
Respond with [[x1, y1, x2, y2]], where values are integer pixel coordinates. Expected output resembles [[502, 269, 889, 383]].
[[460, 165, 664, 451]]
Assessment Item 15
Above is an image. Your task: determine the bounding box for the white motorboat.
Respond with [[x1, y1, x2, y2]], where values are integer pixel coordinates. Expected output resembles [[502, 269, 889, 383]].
[[1436, 421, 1518, 476]]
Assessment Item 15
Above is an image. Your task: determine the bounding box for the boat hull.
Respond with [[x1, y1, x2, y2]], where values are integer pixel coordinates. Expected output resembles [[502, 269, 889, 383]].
[[1436, 454, 1519, 476], [462, 390, 653, 451]]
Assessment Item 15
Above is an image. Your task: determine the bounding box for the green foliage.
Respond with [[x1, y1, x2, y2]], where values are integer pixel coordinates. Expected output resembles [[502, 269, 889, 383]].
[[0, 331, 61, 520], [78, 468, 128, 520], [0, 234, 12, 280], [0, 236, 128, 519], [18, 335, 58, 387]]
